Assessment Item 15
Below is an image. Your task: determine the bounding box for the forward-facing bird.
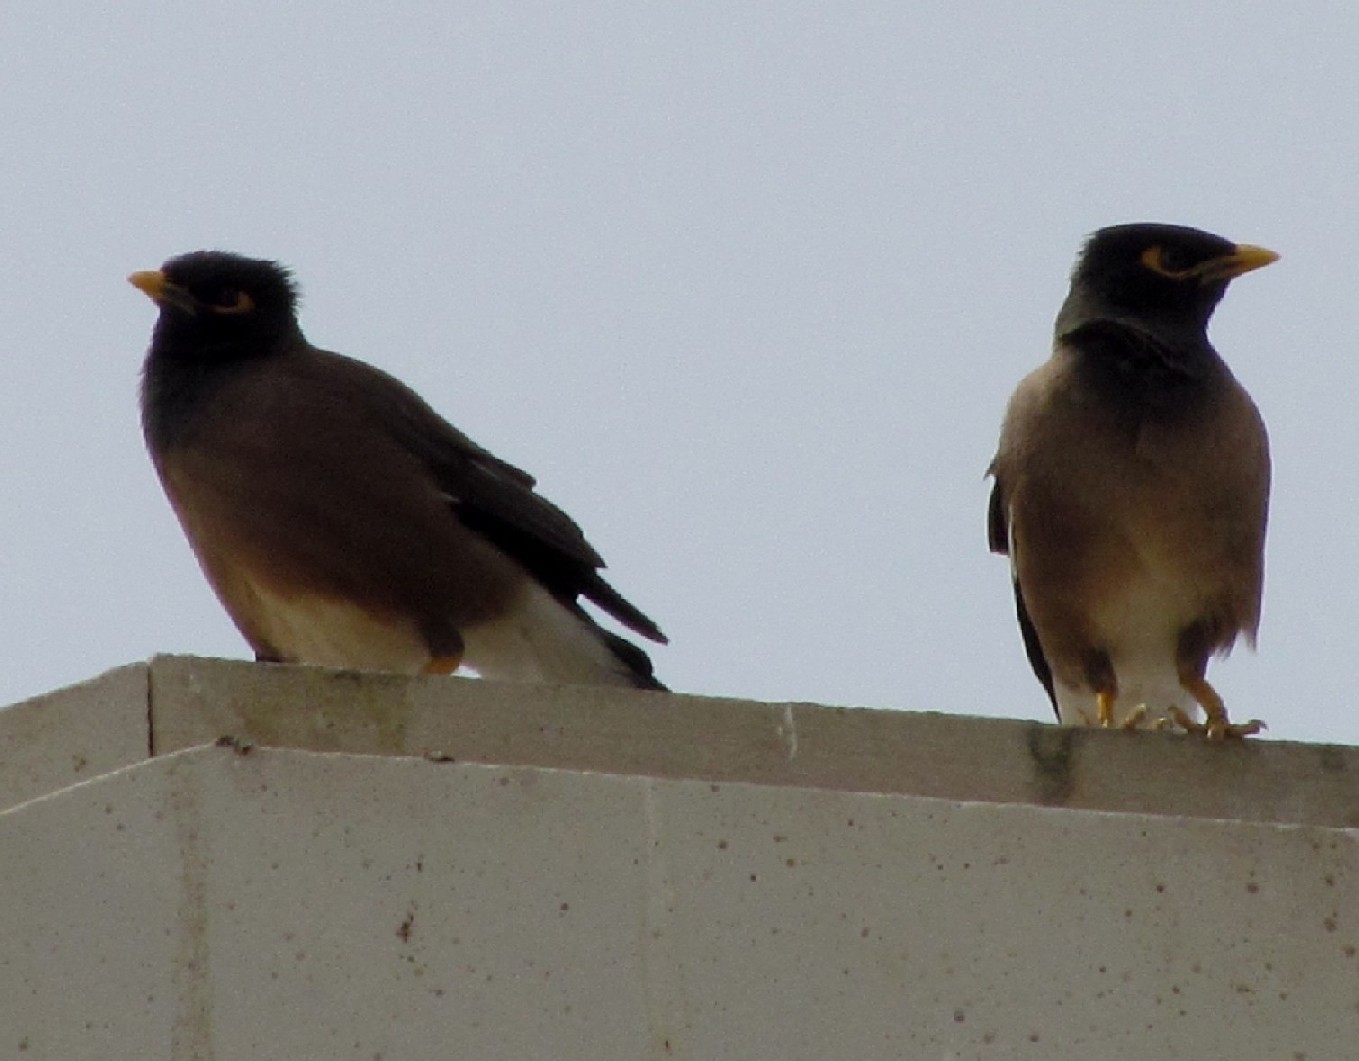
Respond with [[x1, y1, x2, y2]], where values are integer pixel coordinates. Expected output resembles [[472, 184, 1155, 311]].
[[988, 223, 1274, 738], [132, 251, 666, 689]]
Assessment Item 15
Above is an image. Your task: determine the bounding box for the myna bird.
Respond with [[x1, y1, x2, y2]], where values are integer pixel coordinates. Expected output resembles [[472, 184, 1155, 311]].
[[987, 223, 1274, 738], [131, 251, 666, 689]]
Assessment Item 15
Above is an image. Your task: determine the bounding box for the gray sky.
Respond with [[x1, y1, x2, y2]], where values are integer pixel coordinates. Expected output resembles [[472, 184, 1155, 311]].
[[3, 3, 1356, 745]]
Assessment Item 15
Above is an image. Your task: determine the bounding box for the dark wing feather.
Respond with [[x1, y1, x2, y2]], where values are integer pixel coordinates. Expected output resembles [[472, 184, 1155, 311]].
[[986, 473, 1009, 555], [345, 351, 667, 644], [988, 476, 1056, 714], [1013, 580, 1056, 713]]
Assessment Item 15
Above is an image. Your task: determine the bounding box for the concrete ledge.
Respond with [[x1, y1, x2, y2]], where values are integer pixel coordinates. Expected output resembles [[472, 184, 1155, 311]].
[[1, 742, 1355, 1059], [5, 657, 1359, 1058], [2, 655, 1358, 826], [0, 662, 149, 811]]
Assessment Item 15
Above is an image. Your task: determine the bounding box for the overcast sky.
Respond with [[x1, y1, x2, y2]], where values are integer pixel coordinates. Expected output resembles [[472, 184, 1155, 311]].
[[3, 3, 1357, 745]]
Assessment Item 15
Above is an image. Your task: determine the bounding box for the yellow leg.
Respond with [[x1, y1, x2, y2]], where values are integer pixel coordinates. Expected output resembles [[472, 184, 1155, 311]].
[[1076, 691, 1145, 730], [1170, 675, 1264, 741], [1097, 690, 1116, 727]]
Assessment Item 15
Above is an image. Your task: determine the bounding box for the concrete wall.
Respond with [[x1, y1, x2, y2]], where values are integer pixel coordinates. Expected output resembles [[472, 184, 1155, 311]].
[[2, 656, 1356, 1059]]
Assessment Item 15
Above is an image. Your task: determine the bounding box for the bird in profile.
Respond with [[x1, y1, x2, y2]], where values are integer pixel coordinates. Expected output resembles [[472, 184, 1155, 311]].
[[987, 223, 1275, 738], [131, 251, 666, 689]]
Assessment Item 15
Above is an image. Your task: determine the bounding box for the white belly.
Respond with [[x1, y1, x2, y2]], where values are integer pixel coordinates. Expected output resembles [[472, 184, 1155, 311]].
[[245, 579, 431, 673], [1054, 575, 1201, 727], [240, 575, 636, 686]]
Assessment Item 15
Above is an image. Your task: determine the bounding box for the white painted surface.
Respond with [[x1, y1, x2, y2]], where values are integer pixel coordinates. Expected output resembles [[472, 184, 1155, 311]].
[[1, 739, 1356, 1060], [0, 663, 149, 811]]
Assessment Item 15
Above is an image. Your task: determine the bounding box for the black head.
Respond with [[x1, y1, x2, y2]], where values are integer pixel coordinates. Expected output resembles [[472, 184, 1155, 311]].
[[1057, 223, 1277, 340], [130, 251, 302, 362]]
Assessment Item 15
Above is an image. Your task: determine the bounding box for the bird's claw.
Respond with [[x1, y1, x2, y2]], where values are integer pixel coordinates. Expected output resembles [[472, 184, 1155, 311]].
[[1168, 706, 1265, 741], [1076, 694, 1147, 730]]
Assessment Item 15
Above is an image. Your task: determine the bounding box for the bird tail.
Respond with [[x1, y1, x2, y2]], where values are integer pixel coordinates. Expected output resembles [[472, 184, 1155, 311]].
[[583, 572, 667, 645], [597, 629, 667, 690], [461, 582, 666, 690]]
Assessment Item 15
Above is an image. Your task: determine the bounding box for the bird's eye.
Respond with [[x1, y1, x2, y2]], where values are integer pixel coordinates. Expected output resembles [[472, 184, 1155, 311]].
[[1140, 245, 1197, 279], [204, 287, 256, 315]]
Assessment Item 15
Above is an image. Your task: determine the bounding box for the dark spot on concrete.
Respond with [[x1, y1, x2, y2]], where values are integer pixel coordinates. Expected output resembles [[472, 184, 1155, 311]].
[[1246, 882, 1260, 894], [717, 839, 728, 850], [1318, 746, 1347, 773], [1026, 724, 1077, 804], [953, 1009, 966, 1023]]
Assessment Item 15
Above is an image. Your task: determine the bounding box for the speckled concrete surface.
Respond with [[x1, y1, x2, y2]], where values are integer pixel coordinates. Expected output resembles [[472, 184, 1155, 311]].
[[2, 659, 1357, 1058]]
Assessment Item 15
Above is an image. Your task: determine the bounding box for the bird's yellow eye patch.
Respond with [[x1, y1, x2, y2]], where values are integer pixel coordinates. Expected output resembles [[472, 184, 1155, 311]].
[[207, 290, 256, 315], [1142, 242, 1279, 283], [1140, 245, 1197, 280]]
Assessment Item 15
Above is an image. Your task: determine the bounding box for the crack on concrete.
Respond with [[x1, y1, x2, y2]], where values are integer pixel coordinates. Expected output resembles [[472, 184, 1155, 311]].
[[169, 758, 215, 1059], [641, 781, 689, 1058]]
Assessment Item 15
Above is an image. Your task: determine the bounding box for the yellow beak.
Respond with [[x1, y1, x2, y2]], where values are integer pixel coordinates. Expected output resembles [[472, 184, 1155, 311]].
[[1206, 243, 1280, 281], [128, 269, 197, 312]]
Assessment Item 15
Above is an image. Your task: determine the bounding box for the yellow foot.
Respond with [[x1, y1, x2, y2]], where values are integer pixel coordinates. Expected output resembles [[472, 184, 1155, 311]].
[[1169, 707, 1265, 741], [1174, 674, 1265, 740], [1076, 692, 1146, 730]]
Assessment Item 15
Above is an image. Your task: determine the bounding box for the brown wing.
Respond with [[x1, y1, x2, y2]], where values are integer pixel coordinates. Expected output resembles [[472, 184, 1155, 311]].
[[312, 349, 667, 645], [151, 364, 527, 663]]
